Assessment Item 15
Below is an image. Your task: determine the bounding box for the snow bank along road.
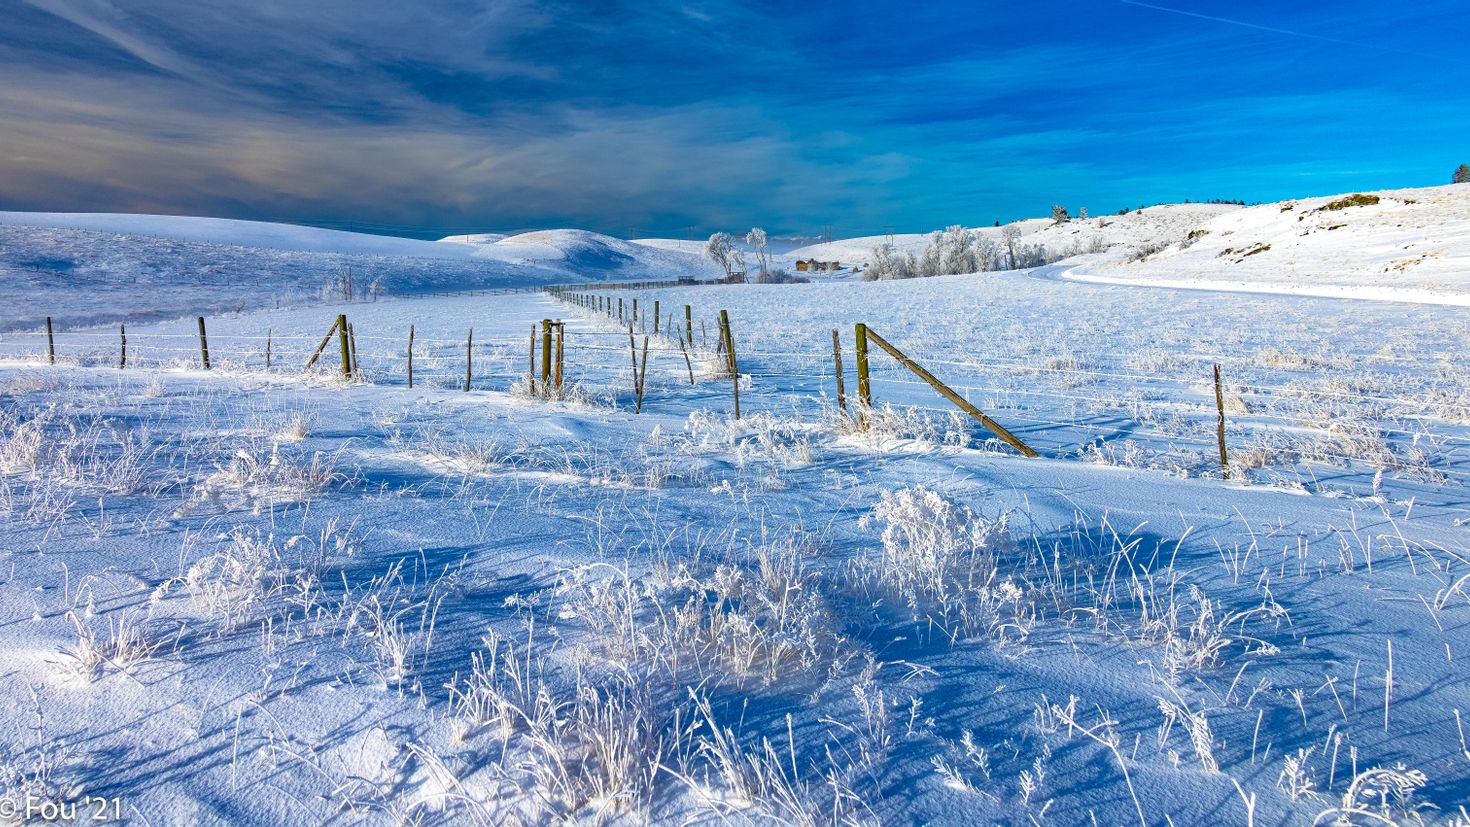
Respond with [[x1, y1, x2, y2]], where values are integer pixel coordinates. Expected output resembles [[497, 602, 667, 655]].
[[2, 272, 1469, 825]]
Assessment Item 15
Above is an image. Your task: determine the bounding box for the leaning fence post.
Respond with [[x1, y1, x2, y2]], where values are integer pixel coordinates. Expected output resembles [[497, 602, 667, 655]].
[[336, 314, 351, 379], [407, 324, 414, 388], [831, 329, 845, 410], [305, 317, 340, 370], [197, 316, 211, 370], [46, 317, 55, 365], [465, 328, 473, 391], [119, 324, 126, 369], [721, 309, 740, 419], [1214, 363, 1230, 478], [678, 330, 695, 384], [635, 336, 650, 413], [862, 326, 1037, 457]]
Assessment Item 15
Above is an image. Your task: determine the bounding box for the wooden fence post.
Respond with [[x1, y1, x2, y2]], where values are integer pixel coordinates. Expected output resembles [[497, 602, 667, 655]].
[[336, 314, 351, 379], [653, 300, 660, 334], [119, 324, 126, 369], [685, 305, 692, 344], [266, 328, 272, 370], [721, 309, 740, 419], [407, 325, 414, 388], [348, 323, 361, 381], [831, 329, 845, 410], [464, 328, 473, 391], [628, 327, 640, 407], [854, 322, 871, 411], [46, 317, 55, 365], [554, 321, 564, 391], [529, 325, 537, 394], [1214, 363, 1230, 478], [540, 319, 552, 394], [197, 316, 211, 370], [633, 299, 639, 329]]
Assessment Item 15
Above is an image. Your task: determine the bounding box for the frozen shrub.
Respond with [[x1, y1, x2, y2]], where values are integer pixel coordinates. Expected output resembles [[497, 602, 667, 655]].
[[1318, 193, 1380, 211], [858, 486, 1027, 639]]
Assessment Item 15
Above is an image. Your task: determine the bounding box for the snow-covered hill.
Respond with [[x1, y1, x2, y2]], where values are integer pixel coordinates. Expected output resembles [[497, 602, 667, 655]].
[[1090, 184, 1470, 301], [0, 214, 715, 331], [0, 212, 482, 259]]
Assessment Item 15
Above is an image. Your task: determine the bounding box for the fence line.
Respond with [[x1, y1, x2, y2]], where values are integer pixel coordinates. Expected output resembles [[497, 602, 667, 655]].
[[2, 281, 1467, 483]]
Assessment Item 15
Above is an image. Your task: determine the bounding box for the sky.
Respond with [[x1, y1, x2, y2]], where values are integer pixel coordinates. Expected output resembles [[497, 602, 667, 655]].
[[2, 0, 1467, 239]]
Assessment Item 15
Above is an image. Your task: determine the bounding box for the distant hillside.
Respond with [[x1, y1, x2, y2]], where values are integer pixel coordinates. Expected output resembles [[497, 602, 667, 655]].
[[1093, 184, 1470, 299], [779, 204, 1241, 280], [0, 214, 715, 331]]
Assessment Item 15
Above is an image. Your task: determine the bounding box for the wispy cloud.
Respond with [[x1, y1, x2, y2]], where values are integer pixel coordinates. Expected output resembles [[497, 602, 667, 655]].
[[1, 0, 1466, 235]]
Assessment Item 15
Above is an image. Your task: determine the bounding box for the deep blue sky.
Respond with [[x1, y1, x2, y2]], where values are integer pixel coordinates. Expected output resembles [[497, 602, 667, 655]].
[[2, 1, 1466, 238]]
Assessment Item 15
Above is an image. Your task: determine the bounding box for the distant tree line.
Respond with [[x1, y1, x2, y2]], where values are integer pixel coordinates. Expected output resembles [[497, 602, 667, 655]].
[[862, 224, 1064, 281]]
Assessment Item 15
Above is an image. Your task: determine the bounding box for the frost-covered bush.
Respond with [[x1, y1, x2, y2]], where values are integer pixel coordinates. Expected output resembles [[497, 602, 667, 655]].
[[553, 539, 845, 688], [197, 442, 344, 508], [858, 486, 1027, 639]]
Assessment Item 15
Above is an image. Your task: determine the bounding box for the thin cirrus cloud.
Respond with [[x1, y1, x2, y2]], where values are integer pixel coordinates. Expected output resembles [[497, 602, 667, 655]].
[[1, 0, 1466, 237]]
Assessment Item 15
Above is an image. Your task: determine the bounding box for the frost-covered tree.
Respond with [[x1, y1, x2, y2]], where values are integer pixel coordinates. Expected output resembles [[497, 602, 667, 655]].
[[1051, 205, 1070, 225], [938, 225, 973, 275], [705, 232, 744, 281], [864, 243, 919, 280], [919, 231, 943, 277], [1455, 164, 1470, 184], [975, 235, 999, 271], [746, 227, 770, 275], [864, 244, 895, 280], [1078, 207, 1089, 220], [1000, 223, 1023, 269]]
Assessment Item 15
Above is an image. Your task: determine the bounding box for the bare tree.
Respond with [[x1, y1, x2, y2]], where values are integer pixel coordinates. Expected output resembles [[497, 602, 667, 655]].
[[705, 232, 745, 281], [746, 228, 770, 276], [336, 263, 355, 301]]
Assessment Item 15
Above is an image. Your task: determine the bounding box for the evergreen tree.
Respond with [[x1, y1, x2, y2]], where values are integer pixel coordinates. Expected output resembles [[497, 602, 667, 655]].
[[1455, 163, 1470, 184], [1051, 205, 1069, 225]]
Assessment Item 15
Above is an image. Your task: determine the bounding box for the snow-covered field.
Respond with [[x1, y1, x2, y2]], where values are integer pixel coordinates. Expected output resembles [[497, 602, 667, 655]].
[[3, 201, 1470, 825]]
